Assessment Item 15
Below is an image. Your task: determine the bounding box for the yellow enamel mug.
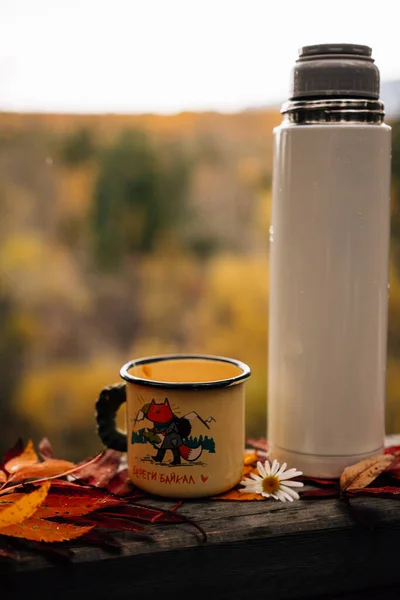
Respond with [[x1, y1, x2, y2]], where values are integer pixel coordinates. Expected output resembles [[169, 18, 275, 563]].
[[95, 354, 251, 498]]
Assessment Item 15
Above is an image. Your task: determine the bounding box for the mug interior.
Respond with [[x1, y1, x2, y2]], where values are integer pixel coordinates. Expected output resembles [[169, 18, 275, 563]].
[[121, 355, 250, 388]]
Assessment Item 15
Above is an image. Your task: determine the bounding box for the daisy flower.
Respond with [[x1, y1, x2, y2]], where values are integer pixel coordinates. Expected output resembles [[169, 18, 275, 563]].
[[240, 459, 304, 502]]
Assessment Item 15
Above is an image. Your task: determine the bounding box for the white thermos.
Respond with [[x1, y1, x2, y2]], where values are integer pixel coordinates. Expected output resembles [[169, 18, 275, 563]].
[[267, 44, 392, 478]]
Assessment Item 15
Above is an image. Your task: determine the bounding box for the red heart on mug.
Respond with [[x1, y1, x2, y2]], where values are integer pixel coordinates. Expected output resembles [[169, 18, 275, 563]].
[[201, 474, 209, 483]]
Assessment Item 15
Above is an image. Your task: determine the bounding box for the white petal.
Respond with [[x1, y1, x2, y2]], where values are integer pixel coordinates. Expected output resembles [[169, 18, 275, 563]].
[[250, 473, 262, 482], [276, 490, 287, 502], [261, 492, 271, 498], [280, 484, 300, 500], [264, 460, 271, 475], [271, 459, 280, 475], [271, 493, 280, 500], [279, 468, 303, 480], [257, 461, 266, 478], [279, 479, 304, 488], [276, 462, 287, 476]]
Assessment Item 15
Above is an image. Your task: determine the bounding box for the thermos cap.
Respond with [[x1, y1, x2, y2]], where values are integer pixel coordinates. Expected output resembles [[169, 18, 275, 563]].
[[291, 43, 380, 100]]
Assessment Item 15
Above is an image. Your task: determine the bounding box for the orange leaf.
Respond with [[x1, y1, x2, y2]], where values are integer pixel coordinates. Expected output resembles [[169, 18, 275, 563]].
[[0, 472, 6, 484], [244, 450, 257, 466], [212, 487, 265, 501], [340, 454, 395, 492], [8, 459, 76, 482], [0, 517, 93, 542], [0, 492, 123, 518], [0, 482, 50, 528], [4, 440, 38, 473]]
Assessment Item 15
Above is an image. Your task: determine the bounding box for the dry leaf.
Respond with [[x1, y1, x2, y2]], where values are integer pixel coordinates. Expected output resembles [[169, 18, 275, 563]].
[[212, 488, 265, 501], [0, 472, 6, 484], [244, 450, 257, 466], [74, 449, 121, 488], [8, 459, 76, 482], [4, 440, 38, 473], [38, 438, 55, 460], [340, 454, 395, 492], [0, 482, 50, 528], [0, 439, 24, 472], [0, 492, 124, 518], [0, 517, 93, 542]]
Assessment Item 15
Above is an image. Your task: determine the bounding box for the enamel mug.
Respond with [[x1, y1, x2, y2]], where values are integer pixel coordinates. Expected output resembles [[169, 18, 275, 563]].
[[95, 354, 251, 498]]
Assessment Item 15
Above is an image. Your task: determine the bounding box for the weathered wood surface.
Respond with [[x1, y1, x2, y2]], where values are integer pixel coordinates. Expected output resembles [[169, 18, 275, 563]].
[[2, 494, 400, 600]]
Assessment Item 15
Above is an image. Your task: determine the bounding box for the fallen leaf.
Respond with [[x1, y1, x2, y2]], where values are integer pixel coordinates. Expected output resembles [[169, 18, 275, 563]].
[[0, 482, 50, 528], [0, 492, 124, 518], [246, 438, 268, 452], [78, 513, 145, 533], [300, 487, 340, 499], [4, 440, 38, 473], [0, 517, 93, 542], [347, 485, 400, 496], [8, 459, 76, 482], [75, 449, 121, 488], [0, 452, 104, 496], [340, 454, 395, 492], [38, 438, 55, 460], [244, 450, 257, 465], [299, 476, 338, 486], [0, 439, 24, 471], [0, 472, 6, 484], [212, 488, 265, 501], [107, 469, 135, 496]]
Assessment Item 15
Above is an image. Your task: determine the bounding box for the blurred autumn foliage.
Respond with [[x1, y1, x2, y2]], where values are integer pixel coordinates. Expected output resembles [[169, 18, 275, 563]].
[[1, 110, 400, 460]]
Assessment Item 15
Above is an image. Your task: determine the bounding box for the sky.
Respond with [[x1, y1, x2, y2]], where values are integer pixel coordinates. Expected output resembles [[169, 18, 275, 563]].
[[1, 0, 400, 114]]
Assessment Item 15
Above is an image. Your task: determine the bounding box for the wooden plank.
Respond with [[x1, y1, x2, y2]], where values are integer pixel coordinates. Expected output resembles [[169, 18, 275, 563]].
[[2, 496, 400, 599]]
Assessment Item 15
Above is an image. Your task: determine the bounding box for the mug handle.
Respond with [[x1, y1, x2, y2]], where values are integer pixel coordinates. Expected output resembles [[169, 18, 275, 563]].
[[95, 382, 127, 452]]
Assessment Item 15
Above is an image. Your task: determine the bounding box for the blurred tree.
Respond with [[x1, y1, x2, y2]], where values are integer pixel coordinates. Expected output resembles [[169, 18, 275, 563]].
[[0, 294, 29, 454], [390, 121, 400, 261], [61, 127, 98, 167], [91, 130, 192, 270]]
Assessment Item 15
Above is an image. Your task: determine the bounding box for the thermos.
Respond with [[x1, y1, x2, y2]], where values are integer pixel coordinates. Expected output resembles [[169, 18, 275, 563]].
[[267, 44, 392, 478]]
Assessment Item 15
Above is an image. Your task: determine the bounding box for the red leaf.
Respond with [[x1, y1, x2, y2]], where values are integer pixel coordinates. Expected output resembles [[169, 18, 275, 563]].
[[301, 487, 340, 499], [38, 438, 55, 460], [246, 438, 268, 452], [80, 513, 146, 533], [385, 445, 400, 455], [0, 491, 125, 518], [347, 486, 400, 496], [0, 439, 24, 472], [299, 476, 338, 486], [107, 469, 136, 497], [75, 450, 121, 488]]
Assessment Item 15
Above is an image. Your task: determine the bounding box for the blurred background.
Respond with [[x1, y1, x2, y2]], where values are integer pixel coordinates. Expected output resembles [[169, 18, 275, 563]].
[[1, 0, 400, 460]]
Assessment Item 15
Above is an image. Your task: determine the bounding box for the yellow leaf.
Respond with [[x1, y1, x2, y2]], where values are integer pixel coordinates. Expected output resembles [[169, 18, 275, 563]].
[[4, 440, 38, 473], [340, 454, 395, 492], [0, 517, 93, 542], [0, 481, 50, 528]]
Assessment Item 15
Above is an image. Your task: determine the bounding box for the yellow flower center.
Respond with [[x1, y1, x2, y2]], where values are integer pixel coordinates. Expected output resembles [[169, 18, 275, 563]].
[[262, 475, 280, 494]]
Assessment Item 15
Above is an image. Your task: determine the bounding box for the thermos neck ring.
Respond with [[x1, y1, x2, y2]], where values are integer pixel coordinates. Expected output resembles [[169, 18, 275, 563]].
[[281, 99, 384, 125]]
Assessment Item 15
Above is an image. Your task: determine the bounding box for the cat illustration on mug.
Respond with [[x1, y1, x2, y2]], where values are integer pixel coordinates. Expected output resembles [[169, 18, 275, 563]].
[[132, 398, 216, 465]]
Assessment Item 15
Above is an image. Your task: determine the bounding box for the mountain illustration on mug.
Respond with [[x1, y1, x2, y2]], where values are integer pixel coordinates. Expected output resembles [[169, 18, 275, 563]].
[[131, 398, 216, 465]]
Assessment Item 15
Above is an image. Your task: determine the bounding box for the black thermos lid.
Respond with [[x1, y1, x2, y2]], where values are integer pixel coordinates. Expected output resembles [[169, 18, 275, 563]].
[[290, 43, 380, 100]]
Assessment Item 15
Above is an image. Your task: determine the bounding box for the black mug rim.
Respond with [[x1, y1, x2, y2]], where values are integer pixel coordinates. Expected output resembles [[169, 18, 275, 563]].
[[120, 354, 251, 390]]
